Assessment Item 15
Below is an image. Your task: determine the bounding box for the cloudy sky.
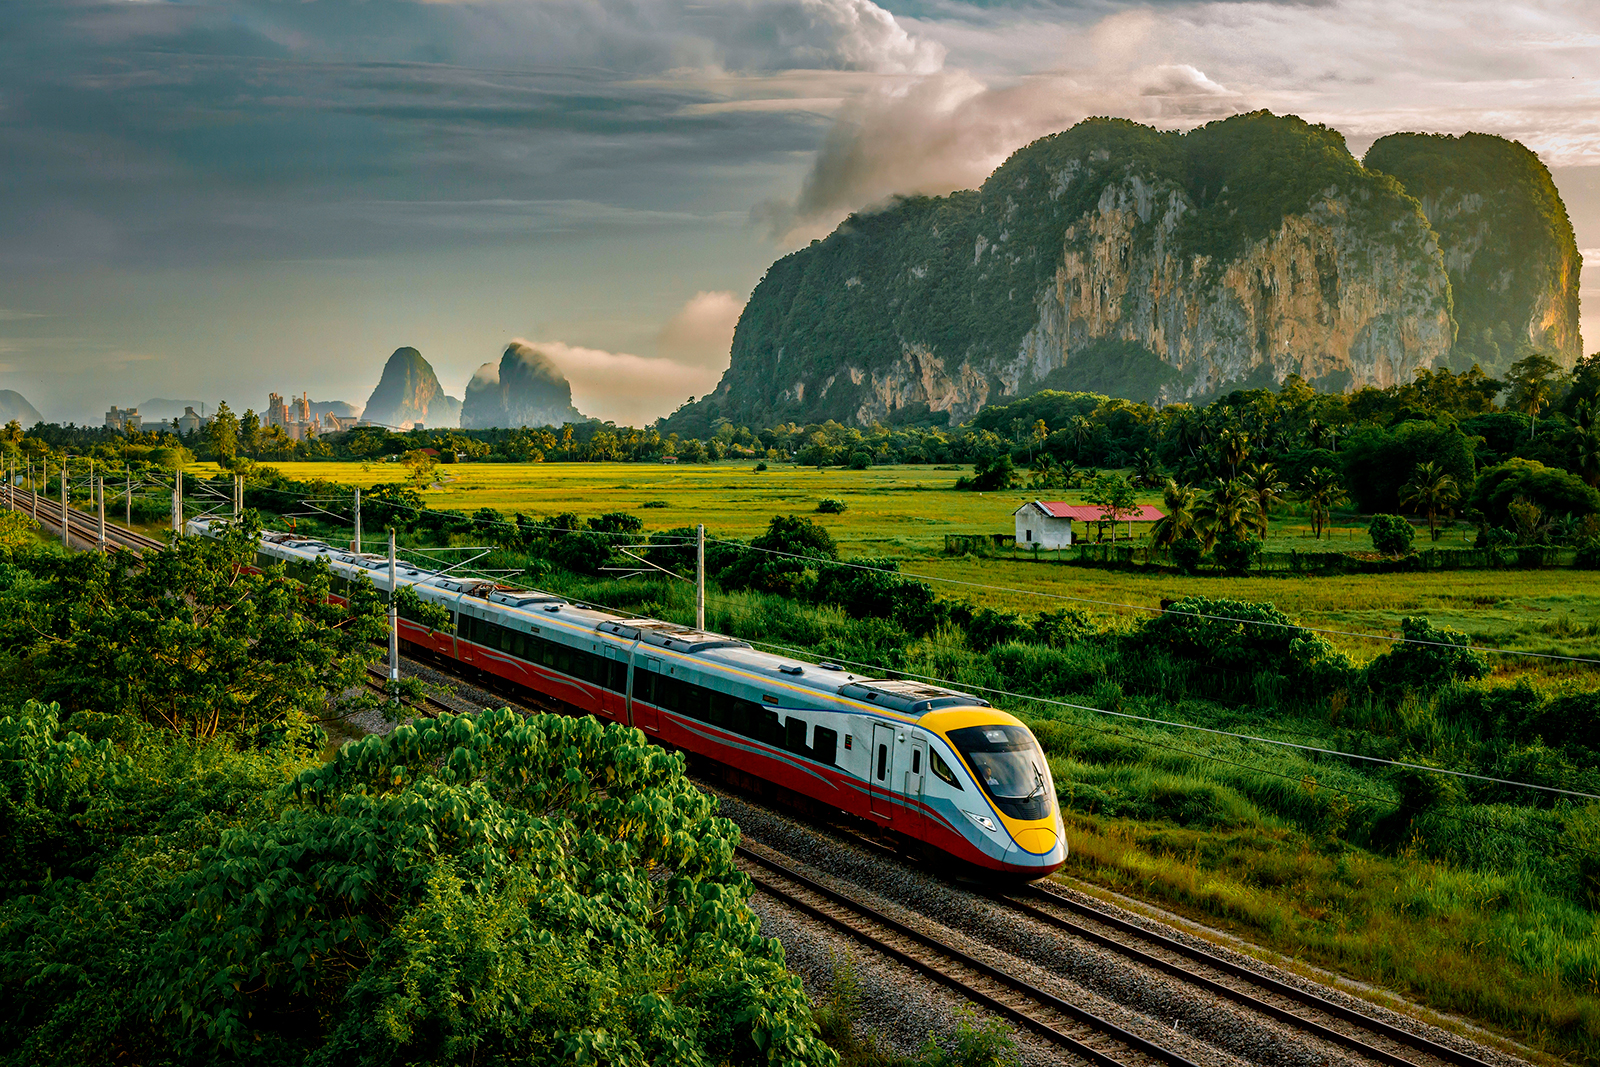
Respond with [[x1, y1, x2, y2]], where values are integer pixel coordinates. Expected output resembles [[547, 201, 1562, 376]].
[[1, 0, 1597, 425]]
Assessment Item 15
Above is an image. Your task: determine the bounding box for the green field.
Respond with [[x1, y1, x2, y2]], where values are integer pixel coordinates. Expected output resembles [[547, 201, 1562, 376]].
[[210, 460, 1599, 666], [212, 459, 1451, 550]]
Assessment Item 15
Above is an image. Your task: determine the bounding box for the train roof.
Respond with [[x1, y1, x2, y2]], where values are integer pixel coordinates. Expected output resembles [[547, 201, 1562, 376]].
[[217, 519, 991, 716]]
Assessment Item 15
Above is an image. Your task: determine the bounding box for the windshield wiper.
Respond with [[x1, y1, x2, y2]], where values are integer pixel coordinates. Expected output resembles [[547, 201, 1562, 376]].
[[1024, 763, 1046, 802]]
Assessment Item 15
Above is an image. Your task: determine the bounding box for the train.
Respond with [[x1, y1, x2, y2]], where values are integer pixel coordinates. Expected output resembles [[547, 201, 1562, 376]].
[[195, 519, 1067, 879]]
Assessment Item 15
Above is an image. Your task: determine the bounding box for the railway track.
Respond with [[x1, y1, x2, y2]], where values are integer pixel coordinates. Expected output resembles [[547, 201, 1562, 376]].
[[3, 486, 165, 554], [368, 645, 1520, 1067], [739, 842, 1199, 1067], [997, 885, 1493, 1067]]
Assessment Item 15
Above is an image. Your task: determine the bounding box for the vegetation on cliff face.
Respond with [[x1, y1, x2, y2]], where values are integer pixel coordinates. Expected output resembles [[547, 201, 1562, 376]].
[[668, 111, 1456, 435], [668, 114, 1579, 436], [1365, 132, 1583, 376]]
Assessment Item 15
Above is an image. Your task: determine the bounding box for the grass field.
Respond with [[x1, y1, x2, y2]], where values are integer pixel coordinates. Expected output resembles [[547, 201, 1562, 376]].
[[207, 460, 1599, 667], [207, 459, 1465, 554]]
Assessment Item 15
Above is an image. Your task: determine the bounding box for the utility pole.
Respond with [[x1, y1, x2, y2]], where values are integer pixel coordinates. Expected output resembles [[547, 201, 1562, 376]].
[[125, 466, 131, 527], [388, 528, 400, 702], [60, 458, 69, 549], [97, 475, 106, 551], [172, 469, 183, 537], [6, 457, 12, 510], [352, 487, 361, 554], [29, 462, 37, 523], [695, 523, 705, 631], [233, 473, 242, 518]]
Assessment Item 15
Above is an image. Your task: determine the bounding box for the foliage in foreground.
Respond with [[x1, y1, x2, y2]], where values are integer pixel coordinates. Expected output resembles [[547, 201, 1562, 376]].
[[0, 703, 831, 1066]]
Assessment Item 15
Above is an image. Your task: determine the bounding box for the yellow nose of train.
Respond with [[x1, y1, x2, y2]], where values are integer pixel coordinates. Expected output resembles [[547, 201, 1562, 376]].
[[918, 708, 1067, 878]]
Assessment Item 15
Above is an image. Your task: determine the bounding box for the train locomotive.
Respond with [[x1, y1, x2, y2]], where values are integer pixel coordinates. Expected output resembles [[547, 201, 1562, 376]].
[[200, 519, 1067, 879]]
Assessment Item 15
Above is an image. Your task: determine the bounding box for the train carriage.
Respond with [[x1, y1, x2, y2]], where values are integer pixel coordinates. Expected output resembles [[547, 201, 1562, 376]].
[[203, 519, 1066, 878]]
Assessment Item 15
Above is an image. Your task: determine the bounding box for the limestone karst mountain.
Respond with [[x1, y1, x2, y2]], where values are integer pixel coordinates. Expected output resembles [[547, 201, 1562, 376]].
[[662, 112, 1581, 433], [459, 342, 587, 429], [361, 347, 461, 429], [0, 390, 43, 426], [1364, 132, 1582, 376]]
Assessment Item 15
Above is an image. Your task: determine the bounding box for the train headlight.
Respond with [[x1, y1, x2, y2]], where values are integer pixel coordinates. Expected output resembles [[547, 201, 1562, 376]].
[[963, 810, 998, 833]]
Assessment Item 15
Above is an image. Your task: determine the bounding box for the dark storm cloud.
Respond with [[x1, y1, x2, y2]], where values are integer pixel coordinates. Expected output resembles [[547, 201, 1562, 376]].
[[0, 0, 907, 269]]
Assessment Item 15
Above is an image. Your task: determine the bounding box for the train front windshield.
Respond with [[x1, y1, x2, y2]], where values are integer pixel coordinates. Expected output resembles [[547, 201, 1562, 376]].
[[947, 724, 1053, 820]]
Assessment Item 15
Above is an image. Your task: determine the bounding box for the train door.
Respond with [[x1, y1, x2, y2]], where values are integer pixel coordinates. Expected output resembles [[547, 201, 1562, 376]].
[[903, 736, 927, 834], [869, 722, 896, 821], [457, 609, 475, 667], [631, 655, 659, 733], [599, 646, 629, 722]]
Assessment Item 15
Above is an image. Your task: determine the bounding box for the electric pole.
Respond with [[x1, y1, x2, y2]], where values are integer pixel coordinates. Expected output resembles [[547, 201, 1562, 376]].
[[352, 487, 361, 554], [97, 475, 106, 551], [388, 528, 400, 702], [696, 523, 705, 631], [59, 458, 69, 549]]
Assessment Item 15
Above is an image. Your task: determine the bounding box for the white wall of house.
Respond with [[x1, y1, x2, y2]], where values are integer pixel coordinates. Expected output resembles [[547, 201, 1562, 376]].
[[1014, 507, 1073, 548]]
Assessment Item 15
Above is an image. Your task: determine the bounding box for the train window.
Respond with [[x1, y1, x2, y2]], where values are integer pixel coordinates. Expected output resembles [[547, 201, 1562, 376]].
[[929, 750, 962, 790], [785, 717, 807, 752], [812, 727, 837, 765], [876, 744, 888, 781], [604, 656, 628, 693], [912, 750, 921, 775]]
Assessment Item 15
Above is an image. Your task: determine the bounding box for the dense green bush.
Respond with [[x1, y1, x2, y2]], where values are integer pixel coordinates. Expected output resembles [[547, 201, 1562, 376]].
[[1364, 617, 1488, 697], [0, 705, 832, 1067], [1368, 514, 1415, 557], [1128, 596, 1353, 703]]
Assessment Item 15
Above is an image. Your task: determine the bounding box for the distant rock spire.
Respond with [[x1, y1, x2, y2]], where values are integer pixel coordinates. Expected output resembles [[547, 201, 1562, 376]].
[[459, 342, 587, 429], [361, 347, 461, 428]]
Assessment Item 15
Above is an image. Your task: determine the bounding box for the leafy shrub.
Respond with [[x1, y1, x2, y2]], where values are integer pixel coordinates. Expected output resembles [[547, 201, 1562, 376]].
[[0, 710, 833, 1066], [640, 499, 669, 508], [954, 454, 1015, 491], [1368, 514, 1415, 557], [1575, 538, 1600, 569], [1129, 596, 1353, 702], [1213, 534, 1262, 575], [816, 498, 847, 514], [1363, 617, 1487, 696], [847, 451, 871, 470], [966, 608, 1032, 651], [1032, 609, 1095, 647], [1170, 535, 1204, 573], [754, 462, 768, 472]]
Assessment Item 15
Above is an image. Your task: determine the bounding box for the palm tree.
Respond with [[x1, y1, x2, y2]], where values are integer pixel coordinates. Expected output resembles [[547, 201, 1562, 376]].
[[1398, 462, 1460, 542], [1242, 462, 1288, 528], [1299, 467, 1346, 540], [1216, 427, 1251, 479], [1195, 478, 1265, 548], [1304, 417, 1327, 450], [1507, 353, 1560, 440], [1574, 427, 1600, 489], [1150, 479, 1199, 550]]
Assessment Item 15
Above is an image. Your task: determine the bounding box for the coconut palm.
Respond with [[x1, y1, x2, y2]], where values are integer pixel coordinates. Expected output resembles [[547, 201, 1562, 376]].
[[1299, 466, 1346, 540], [1241, 462, 1288, 527], [1398, 461, 1461, 542], [1215, 427, 1251, 479], [1150, 479, 1199, 549], [1195, 478, 1265, 547]]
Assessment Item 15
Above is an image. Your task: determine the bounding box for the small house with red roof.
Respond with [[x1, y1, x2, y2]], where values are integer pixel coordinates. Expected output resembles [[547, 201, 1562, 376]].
[[1012, 500, 1165, 547]]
